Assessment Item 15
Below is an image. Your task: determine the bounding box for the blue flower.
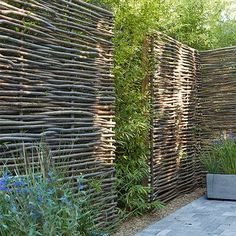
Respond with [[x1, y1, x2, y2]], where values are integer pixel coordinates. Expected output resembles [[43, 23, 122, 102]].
[[0, 186, 10, 191], [30, 209, 42, 221], [12, 179, 25, 187], [0, 174, 29, 192], [15, 188, 29, 193], [79, 184, 84, 191], [37, 195, 43, 203], [77, 176, 84, 191], [47, 171, 55, 183], [0, 172, 10, 191], [0, 172, 9, 183], [47, 188, 54, 195], [60, 196, 71, 205], [11, 205, 17, 213]]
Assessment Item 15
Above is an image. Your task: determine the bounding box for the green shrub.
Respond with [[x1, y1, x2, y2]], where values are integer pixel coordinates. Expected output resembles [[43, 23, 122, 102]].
[[200, 140, 236, 174], [0, 172, 103, 236], [0, 143, 104, 236]]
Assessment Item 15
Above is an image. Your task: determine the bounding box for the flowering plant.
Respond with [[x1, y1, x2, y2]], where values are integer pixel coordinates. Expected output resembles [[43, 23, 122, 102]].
[[0, 170, 102, 236]]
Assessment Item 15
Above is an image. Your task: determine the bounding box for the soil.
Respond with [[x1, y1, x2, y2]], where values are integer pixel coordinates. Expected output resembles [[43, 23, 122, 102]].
[[112, 188, 205, 236]]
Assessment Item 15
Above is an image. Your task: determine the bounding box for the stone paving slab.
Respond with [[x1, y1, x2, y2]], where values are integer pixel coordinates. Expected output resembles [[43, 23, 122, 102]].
[[134, 196, 236, 236]]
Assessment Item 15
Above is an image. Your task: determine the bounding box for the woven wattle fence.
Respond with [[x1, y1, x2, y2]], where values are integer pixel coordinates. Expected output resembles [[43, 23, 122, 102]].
[[0, 0, 116, 225], [200, 47, 236, 143], [148, 33, 236, 203], [149, 32, 202, 203]]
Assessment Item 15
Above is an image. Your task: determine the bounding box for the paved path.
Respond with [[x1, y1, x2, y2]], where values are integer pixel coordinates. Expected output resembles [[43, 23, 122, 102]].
[[135, 196, 236, 236]]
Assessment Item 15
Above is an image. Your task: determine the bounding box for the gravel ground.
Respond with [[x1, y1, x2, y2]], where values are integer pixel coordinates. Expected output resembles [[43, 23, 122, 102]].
[[112, 188, 205, 236]]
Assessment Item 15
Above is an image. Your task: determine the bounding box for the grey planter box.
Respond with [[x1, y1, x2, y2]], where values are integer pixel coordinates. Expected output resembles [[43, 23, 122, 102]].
[[207, 174, 236, 200]]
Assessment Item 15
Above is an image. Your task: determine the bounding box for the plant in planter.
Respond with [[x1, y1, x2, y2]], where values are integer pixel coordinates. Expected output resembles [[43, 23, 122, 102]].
[[200, 139, 236, 200]]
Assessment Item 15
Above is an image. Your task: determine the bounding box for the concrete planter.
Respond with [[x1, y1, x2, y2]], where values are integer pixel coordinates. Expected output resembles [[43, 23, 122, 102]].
[[207, 173, 236, 200]]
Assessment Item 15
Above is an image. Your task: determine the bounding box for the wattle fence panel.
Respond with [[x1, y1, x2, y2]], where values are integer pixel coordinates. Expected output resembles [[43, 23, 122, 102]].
[[200, 47, 236, 143], [148, 34, 236, 204], [149, 32, 202, 203], [0, 0, 116, 226]]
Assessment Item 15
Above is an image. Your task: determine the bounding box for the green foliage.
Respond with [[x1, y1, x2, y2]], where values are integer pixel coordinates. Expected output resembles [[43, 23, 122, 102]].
[[210, 20, 236, 48], [158, 0, 225, 49], [86, 0, 236, 215], [0, 144, 104, 236], [0, 174, 100, 236], [200, 140, 236, 174]]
